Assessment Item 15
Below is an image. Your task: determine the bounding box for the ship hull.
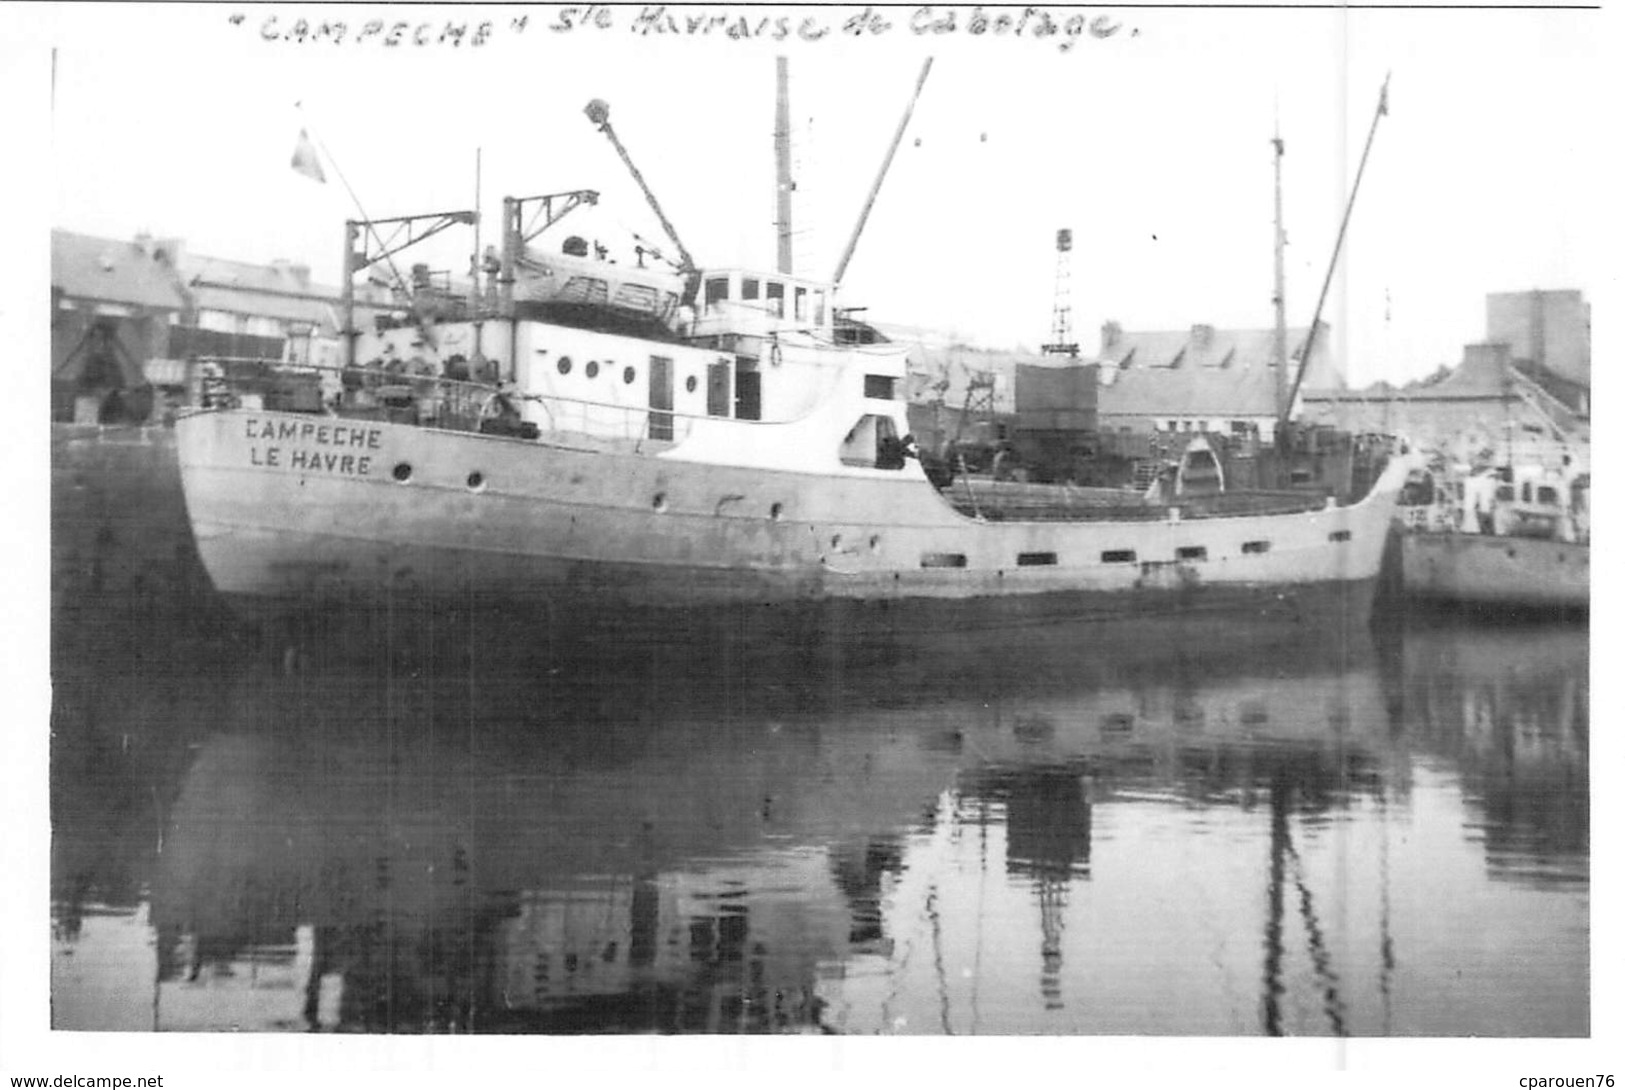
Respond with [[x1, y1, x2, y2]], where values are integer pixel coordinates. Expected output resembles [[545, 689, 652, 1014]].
[[1402, 531, 1588, 614], [175, 408, 1403, 631]]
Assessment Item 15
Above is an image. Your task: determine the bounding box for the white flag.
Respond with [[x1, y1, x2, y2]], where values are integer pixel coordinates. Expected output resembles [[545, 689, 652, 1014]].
[[290, 129, 326, 183]]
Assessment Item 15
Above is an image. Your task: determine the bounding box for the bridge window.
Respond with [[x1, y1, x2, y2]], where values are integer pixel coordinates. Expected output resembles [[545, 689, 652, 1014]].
[[812, 290, 826, 325], [765, 281, 785, 318], [1017, 552, 1058, 566], [1241, 540, 1271, 554], [741, 277, 760, 301], [704, 277, 730, 310], [1102, 549, 1136, 563], [794, 286, 807, 321], [920, 553, 968, 569], [1175, 546, 1207, 561]]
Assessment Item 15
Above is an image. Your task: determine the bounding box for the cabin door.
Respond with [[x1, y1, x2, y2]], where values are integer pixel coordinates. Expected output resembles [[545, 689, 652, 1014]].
[[649, 355, 673, 440], [706, 361, 731, 417], [735, 358, 762, 421]]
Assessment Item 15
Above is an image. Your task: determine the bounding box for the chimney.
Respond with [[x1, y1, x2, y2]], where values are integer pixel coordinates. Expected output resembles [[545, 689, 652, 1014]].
[[1100, 320, 1122, 352], [152, 237, 184, 266], [1462, 342, 1512, 371], [270, 258, 312, 290]]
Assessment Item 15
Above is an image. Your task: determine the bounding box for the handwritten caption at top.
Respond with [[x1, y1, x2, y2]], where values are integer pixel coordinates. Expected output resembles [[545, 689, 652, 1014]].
[[239, 6, 1134, 53]]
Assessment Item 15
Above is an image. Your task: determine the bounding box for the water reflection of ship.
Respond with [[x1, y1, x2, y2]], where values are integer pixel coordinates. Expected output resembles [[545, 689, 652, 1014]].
[[96, 616, 1397, 1033], [1399, 621, 1587, 887]]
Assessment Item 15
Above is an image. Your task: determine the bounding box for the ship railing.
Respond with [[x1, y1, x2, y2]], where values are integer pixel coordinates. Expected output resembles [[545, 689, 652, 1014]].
[[511, 392, 698, 446], [191, 357, 713, 446], [194, 357, 504, 429], [939, 477, 1329, 523]]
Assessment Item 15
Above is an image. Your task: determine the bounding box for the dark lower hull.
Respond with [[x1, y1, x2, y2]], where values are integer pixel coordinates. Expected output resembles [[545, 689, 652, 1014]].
[[51, 423, 233, 663], [226, 573, 1382, 675]]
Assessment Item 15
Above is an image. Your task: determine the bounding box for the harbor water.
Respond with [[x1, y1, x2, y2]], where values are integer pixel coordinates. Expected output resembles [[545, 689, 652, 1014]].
[[49, 606, 1587, 1036]]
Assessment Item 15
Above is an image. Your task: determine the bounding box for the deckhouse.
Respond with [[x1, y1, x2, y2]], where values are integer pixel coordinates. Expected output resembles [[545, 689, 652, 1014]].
[[346, 245, 913, 481]]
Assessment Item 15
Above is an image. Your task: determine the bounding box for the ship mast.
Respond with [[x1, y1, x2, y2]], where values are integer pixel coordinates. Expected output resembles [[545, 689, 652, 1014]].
[[774, 56, 794, 275], [1272, 124, 1290, 423]]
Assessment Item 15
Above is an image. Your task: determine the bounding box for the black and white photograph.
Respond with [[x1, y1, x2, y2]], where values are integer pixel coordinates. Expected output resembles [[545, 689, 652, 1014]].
[[3, 0, 1612, 1080]]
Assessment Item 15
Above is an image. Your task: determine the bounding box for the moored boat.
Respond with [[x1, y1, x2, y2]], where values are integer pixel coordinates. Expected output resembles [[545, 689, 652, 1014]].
[[174, 255, 1408, 634], [173, 90, 1410, 639], [1397, 462, 1588, 614]]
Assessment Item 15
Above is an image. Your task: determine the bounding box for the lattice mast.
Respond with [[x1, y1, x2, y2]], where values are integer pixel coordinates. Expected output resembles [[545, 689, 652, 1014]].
[[1042, 228, 1078, 357]]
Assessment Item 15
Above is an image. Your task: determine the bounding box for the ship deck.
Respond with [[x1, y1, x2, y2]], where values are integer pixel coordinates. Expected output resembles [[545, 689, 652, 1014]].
[[938, 478, 1331, 522]]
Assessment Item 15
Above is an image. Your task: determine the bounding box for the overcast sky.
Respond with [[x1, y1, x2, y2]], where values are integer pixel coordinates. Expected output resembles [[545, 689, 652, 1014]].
[[41, 3, 1602, 386]]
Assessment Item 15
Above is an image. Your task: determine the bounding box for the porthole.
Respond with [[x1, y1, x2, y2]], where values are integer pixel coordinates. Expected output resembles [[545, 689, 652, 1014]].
[[466, 471, 485, 491], [685, 375, 698, 393], [769, 502, 784, 521], [586, 360, 600, 379], [623, 365, 637, 384], [557, 356, 573, 375], [392, 462, 413, 483], [869, 534, 881, 550], [830, 533, 843, 550], [653, 492, 668, 512]]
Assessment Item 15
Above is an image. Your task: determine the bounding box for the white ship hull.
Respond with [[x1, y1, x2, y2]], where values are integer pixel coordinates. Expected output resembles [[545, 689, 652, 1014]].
[[1402, 531, 1588, 613], [175, 407, 1408, 630]]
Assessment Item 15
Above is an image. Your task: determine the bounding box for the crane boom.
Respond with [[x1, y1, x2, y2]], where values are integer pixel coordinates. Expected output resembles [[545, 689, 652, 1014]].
[[832, 57, 933, 288], [584, 98, 696, 275], [1283, 73, 1391, 424]]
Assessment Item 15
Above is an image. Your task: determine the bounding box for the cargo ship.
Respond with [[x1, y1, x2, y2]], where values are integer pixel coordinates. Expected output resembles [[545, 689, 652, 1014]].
[[173, 90, 1409, 637]]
